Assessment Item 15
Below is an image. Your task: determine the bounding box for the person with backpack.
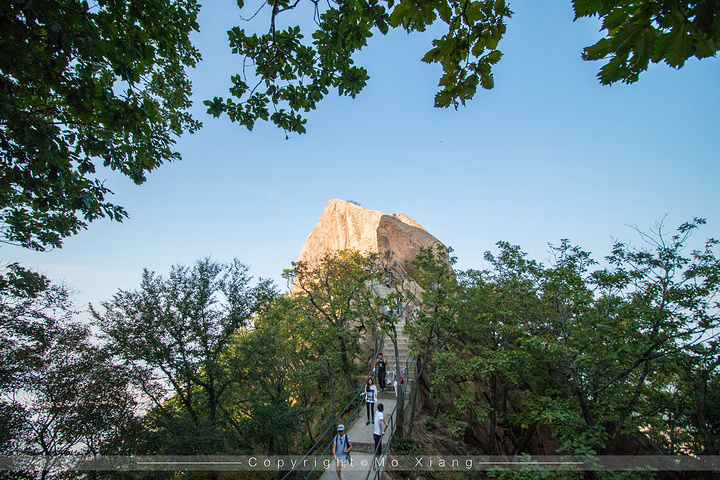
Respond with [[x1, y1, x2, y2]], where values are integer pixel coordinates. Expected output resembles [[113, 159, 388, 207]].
[[332, 424, 352, 479]]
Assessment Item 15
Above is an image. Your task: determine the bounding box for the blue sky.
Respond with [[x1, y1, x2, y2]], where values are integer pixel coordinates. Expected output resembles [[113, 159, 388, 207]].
[[6, 0, 720, 314]]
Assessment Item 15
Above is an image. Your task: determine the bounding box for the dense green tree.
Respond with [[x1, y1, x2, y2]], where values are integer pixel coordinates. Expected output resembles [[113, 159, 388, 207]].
[[0, 0, 201, 251], [224, 300, 301, 454], [683, 346, 720, 455], [1, 263, 73, 458], [250, 295, 324, 447], [1, 263, 60, 399], [0, 266, 142, 479], [587, 218, 720, 453], [642, 345, 720, 457], [19, 324, 142, 457], [429, 247, 545, 455], [283, 250, 384, 392], [92, 258, 277, 454], [405, 243, 459, 436], [420, 219, 720, 464]]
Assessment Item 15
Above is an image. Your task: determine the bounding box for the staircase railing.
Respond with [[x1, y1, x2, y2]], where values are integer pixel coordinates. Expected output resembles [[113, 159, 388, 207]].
[[280, 334, 386, 480], [280, 307, 417, 480]]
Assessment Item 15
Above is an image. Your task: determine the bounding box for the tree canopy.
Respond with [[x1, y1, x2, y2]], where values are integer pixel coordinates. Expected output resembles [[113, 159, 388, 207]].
[[0, 263, 142, 473], [92, 258, 277, 454], [283, 250, 385, 390], [416, 218, 720, 463], [1, 0, 201, 251]]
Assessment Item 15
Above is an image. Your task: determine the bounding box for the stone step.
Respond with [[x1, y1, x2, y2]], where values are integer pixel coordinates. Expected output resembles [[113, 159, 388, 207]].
[[380, 341, 410, 350], [383, 353, 410, 362], [350, 442, 377, 454], [378, 391, 403, 400]]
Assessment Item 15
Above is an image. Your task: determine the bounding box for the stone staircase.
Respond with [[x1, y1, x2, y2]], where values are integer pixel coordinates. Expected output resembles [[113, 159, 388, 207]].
[[381, 316, 414, 387], [352, 316, 414, 454], [318, 316, 416, 479]]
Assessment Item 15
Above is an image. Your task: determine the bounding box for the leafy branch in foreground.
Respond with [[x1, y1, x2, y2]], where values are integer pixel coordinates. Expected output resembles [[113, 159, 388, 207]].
[[205, 0, 512, 134], [1, 0, 202, 250], [575, 0, 720, 85], [209, 0, 719, 135]]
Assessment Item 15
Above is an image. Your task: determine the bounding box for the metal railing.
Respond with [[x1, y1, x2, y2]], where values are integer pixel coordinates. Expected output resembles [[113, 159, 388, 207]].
[[280, 312, 418, 480], [280, 334, 387, 480]]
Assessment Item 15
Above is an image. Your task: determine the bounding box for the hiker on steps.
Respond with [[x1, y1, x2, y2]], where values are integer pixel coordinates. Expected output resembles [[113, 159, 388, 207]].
[[392, 364, 405, 397], [332, 424, 352, 480], [365, 378, 377, 425], [374, 353, 387, 391], [373, 403, 386, 458]]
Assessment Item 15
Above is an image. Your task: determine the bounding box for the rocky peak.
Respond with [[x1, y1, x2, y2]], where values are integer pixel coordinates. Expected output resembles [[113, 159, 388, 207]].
[[295, 199, 444, 281]]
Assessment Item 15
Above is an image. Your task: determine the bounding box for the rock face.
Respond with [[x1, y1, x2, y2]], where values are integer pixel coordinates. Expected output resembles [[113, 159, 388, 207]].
[[296, 199, 444, 280]]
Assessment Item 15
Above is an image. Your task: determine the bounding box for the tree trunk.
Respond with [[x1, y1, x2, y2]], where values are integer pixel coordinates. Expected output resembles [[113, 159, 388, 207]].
[[300, 389, 316, 445], [337, 333, 355, 390], [207, 377, 217, 426], [324, 360, 338, 416], [698, 357, 720, 455], [489, 372, 498, 455], [392, 322, 405, 438]]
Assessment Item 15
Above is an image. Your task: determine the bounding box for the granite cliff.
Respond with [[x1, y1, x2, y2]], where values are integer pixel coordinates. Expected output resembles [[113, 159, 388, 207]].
[[295, 199, 444, 281]]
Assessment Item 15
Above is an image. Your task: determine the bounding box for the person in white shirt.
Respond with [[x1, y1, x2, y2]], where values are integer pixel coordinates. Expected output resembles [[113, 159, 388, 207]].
[[365, 378, 377, 425], [373, 403, 385, 457]]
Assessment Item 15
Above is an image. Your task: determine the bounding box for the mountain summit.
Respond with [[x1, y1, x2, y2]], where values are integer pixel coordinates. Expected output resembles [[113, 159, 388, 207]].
[[296, 199, 444, 280]]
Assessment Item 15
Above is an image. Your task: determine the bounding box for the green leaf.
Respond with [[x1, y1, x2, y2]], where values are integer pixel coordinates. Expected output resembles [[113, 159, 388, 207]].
[[485, 49, 502, 64], [602, 6, 629, 32], [204, 97, 225, 118], [377, 19, 389, 34], [479, 71, 494, 89], [389, 2, 412, 28], [436, 2, 453, 23], [664, 28, 695, 68], [465, 2, 484, 24]]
